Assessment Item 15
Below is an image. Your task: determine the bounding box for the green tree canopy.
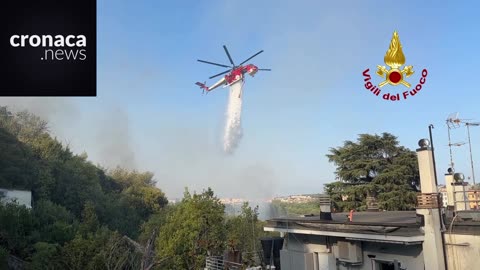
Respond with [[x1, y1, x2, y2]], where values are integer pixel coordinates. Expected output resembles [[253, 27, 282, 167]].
[[0, 106, 168, 267], [156, 188, 226, 270], [1, 106, 276, 269], [224, 202, 276, 267], [325, 132, 419, 211]]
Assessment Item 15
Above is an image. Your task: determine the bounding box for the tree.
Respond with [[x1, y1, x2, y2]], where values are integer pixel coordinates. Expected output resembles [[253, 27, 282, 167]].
[[225, 203, 269, 267], [62, 227, 114, 270], [105, 168, 168, 238], [0, 116, 37, 190], [109, 168, 156, 190], [0, 203, 35, 257], [0, 107, 168, 267], [31, 200, 76, 245], [269, 200, 319, 217], [155, 188, 226, 270], [28, 242, 62, 270], [100, 233, 142, 270], [325, 133, 419, 211], [0, 246, 8, 270], [138, 206, 175, 244], [79, 201, 99, 235]]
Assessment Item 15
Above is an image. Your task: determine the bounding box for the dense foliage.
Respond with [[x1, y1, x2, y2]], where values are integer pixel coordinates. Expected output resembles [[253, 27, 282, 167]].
[[269, 200, 319, 217], [325, 133, 419, 211], [0, 106, 275, 269], [154, 188, 225, 269], [225, 203, 270, 266], [0, 106, 169, 268]]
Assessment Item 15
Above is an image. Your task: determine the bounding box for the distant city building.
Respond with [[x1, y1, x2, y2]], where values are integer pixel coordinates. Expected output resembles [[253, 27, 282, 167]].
[[438, 185, 448, 207], [439, 183, 480, 210], [168, 198, 181, 204], [467, 188, 480, 210], [0, 188, 32, 208], [273, 194, 321, 204], [219, 198, 247, 204]]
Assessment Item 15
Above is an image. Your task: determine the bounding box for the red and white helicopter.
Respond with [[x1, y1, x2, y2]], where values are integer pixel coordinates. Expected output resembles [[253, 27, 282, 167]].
[[195, 45, 270, 96]]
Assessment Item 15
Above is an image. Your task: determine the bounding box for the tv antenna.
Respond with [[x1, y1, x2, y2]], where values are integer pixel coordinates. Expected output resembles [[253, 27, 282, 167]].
[[447, 112, 461, 128], [446, 113, 471, 170], [448, 142, 466, 147]]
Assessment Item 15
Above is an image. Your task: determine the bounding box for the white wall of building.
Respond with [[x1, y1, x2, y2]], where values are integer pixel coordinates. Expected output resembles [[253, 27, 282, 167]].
[[0, 189, 32, 208], [281, 234, 336, 270], [280, 233, 424, 270], [355, 242, 423, 270], [444, 233, 480, 270], [442, 191, 448, 207]]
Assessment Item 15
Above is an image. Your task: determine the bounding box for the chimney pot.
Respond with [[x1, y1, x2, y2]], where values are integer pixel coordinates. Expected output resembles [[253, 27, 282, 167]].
[[318, 194, 332, 220], [418, 138, 431, 148]]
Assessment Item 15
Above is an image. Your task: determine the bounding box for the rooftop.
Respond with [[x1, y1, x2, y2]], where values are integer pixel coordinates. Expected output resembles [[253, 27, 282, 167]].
[[269, 211, 419, 226], [265, 210, 480, 239], [265, 211, 424, 243]]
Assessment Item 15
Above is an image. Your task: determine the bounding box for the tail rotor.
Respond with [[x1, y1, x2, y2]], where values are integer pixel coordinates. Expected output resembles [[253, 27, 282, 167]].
[[195, 81, 209, 95]]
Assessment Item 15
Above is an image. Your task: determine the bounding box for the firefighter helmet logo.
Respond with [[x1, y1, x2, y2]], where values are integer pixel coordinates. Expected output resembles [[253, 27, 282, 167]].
[[376, 31, 414, 88], [362, 31, 428, 101]]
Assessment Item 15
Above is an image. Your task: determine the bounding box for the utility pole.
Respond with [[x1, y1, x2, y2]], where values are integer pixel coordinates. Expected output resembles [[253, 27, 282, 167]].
[[446, 130, 465, 171], [429, 124, 438, 186], [446, 113, 467, 171], [447, 126, 455, 170]]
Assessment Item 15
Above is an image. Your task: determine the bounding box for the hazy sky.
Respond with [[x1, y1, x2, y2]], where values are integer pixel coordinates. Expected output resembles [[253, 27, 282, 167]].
[[1, 0, 480, 199]]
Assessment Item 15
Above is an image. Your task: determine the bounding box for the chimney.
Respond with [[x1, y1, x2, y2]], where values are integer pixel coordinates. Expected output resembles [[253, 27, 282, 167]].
[[451, 172, 470, 211], [415, 138, 446, 270], [417, 138, 437, 193], [318, 194, 332, 220]]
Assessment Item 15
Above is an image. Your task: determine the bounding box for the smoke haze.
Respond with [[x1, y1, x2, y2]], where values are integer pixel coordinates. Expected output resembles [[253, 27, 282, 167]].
[[94, 106, 136, 170], [0, 1, 449, 202], [0, 98, 137, 171]]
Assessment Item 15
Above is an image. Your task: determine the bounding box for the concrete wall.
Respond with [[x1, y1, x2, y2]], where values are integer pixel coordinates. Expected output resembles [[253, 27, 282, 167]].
[[444, 233, 480, 270], [354, 242, 423, 270], [281, 234, 335, 270], [280, 233, 424, 270]]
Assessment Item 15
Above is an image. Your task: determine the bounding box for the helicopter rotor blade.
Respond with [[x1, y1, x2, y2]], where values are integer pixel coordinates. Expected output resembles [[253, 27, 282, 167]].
[[239, 50, 264, 66], [258, 68, 271, 71], [223, 45, 235, 66], [209, 69, 231, 79], [197, 59, 231, 68]]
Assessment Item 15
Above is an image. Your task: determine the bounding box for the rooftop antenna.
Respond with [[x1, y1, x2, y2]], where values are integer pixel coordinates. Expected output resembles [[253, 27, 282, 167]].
[[448, 142, 467, 147], [446, 113, 471, 170]]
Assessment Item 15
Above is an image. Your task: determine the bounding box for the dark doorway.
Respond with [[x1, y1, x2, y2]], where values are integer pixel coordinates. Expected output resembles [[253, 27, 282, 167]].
[[375, 260, 401, 270]]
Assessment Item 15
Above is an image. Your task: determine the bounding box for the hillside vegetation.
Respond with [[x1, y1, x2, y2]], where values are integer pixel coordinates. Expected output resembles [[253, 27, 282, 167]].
[[0, 106, 274, 269], [270, 200, 319, 217]]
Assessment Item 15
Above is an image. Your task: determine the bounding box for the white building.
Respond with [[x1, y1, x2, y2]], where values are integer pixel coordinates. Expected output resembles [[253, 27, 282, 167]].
[[438, 185, 448, 207], [264, 139, 480, 270], [0, 188, 32, 208]]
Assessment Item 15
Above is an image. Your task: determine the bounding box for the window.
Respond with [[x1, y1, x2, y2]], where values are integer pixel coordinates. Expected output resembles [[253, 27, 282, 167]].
[[374, 259, 404, 270], [376, 261, 395, 270]]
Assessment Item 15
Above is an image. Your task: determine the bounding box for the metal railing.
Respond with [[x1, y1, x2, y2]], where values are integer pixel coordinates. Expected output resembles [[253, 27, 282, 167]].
[[205, 256, 243, 270], [452, 189, 480, 210]]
